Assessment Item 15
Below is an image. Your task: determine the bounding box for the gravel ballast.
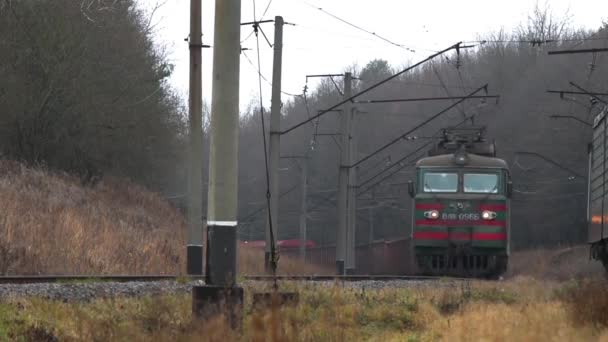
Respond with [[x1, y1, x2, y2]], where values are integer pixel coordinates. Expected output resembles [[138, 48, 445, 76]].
[[0, 279, 471, 302]]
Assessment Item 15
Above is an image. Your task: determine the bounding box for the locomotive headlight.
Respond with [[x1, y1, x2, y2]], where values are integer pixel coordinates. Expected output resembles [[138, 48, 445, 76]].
[[424, 210, 440, 220], [481, 210, 497, 220]]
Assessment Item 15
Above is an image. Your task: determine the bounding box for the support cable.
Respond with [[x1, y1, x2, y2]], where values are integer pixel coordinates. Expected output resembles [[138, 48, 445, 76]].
[[432, 61, 467, 120], [298, 0, 417, 53], [280, 42, 464, 135], [240, 184, 299, 224], [242, 50, 302, 97], [514, 151, 585, 179], [329, 76, 344, 96], [569, 82, 608, 105], [357, 113, 483, 195], [252, 0, 279, 287], [350, 84, 488, 169], [357, 140, 434, 189], [454, 51, 474, 120], [468, 37, 608, 46], [260, 0, 274, 20]]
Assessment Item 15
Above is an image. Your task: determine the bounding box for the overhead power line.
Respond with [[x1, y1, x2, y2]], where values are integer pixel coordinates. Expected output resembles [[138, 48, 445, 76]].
[[242, 50, 302, 97], [466, 37, 608, 46], [260, 0, 274, 20], [432, 63, 467, 119], [356, 113, 483, 195], [514, 151, 585, 179], [350, 84, 489, 169], [512, 192, 586, 201], [548, 47, 608, 55], [298, 0, 416, 53], [357, 79, 477, 89], [280, 42, 464, 135], [547, 90, 608, 97], [357, 141, 434, 190], [355, 95, 499, 104], [568, 82, 608, 105], [240, 184, 299, 224], [549, 115, 592, 127]]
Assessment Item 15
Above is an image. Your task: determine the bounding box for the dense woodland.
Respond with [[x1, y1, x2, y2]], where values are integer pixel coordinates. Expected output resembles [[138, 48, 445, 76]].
[[1, 1, 607, 249], [0, 0, 186, 191]]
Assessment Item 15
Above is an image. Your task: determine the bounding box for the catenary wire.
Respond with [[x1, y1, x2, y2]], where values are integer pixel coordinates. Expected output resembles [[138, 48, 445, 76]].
[[297, 0, 417, 53]]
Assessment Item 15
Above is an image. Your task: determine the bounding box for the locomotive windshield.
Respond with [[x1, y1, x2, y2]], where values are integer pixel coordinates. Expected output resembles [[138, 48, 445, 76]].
[[418, 169, 504, 194], [423, 172, 458, 192], [463, 173, 499, 193]]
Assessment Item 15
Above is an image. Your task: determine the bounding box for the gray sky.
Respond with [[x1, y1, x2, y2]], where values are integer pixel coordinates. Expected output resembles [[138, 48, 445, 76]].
[[148, 0, 607, 111]]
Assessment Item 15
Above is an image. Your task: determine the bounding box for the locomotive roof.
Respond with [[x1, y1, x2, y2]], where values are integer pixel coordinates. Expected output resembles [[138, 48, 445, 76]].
[[416, 153, 509, 169]]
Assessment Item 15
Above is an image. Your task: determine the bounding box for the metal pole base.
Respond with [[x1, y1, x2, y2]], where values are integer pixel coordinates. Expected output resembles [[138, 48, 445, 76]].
[[336, 260, 345, 275], [345, 268, 356, 275], [192, 285, 244, 329], [187, 245, 203, 275], [205, 224, 237, 285]]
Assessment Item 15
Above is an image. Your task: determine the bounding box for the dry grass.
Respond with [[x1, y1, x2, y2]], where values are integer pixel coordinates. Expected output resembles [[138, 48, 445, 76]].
[[0, 160, 319, 276], [1, 278, 608, 341], [557, 277, 608, 328], [508, 246, 604, 280]]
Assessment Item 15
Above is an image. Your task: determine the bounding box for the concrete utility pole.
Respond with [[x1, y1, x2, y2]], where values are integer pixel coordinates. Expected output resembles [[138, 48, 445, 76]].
[[336, 72, 352, 274], [266, 16, 284, 272], [192, 0, 242, 328], [187, 0, 203, 275], [299, 159, 308, 261], [346, 81, 357, 275]]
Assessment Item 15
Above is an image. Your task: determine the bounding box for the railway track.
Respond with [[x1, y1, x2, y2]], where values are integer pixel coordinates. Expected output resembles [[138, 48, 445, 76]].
[[0, 274, 465, 284], [0, 274, 475, 302]]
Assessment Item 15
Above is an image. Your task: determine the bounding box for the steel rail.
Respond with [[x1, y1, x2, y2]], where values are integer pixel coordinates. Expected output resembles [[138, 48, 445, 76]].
[[0, 275, 204, 284], [243, 275, 469, 281], [0, 274, 469, 284]]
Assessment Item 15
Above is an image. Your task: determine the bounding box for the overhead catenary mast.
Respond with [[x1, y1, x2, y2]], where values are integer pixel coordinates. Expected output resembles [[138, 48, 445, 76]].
[[266, 16, 284, 272], [192, 0, 243, 328], [186, 0, 205, 275]]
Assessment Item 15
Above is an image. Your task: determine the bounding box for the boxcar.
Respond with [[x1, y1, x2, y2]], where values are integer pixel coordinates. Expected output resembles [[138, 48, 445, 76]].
[[588, 106, 608, 271]]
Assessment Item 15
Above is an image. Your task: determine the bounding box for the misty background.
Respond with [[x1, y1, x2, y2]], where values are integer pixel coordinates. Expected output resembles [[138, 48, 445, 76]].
[[0, 0, 606, 250]]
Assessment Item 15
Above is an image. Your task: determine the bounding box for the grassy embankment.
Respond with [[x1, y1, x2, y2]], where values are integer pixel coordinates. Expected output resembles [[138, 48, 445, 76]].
[[0, 277, 607, 341], [0, 160, 321, 276]]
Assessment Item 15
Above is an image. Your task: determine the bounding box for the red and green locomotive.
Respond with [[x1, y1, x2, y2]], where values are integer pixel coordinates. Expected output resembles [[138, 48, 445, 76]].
[[408, 127, 512, 277]]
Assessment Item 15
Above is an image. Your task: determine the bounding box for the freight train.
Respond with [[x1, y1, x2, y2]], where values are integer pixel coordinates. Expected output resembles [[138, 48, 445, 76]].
[[407, 127, 512, 277], [588, 106, 608, 271]]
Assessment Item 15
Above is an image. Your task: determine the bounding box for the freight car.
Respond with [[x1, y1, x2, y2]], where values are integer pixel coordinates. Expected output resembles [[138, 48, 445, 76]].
[[588, 106, 608, 271], [407, 127, 512, 277]]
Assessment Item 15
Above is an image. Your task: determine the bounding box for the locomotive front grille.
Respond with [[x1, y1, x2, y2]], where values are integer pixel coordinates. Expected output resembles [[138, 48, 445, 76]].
[[420, 254, 491, 271]]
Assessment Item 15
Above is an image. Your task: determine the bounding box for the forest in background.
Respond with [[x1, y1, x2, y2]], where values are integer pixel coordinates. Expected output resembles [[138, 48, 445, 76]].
[[238, 6, 608, 249], [0, 1, 606, 249], [0, 0, 187, 192]]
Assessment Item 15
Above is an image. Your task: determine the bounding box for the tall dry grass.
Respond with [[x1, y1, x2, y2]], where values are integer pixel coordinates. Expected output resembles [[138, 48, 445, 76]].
[[508, 246, 604, 280], [2, 277, 608, 341], [557, 277, 608, 328], [0, 160, 318, 275]]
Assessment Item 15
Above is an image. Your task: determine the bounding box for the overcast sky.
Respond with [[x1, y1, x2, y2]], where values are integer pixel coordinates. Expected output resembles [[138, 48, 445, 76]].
[[149, 0, 607, 111]]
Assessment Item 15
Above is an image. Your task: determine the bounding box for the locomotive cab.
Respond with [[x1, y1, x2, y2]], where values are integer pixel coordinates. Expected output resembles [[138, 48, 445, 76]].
[[409, 127, 511, 278]]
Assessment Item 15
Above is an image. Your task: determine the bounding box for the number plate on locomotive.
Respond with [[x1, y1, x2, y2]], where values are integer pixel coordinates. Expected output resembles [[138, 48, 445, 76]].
[[441, 213, 480, 220]]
